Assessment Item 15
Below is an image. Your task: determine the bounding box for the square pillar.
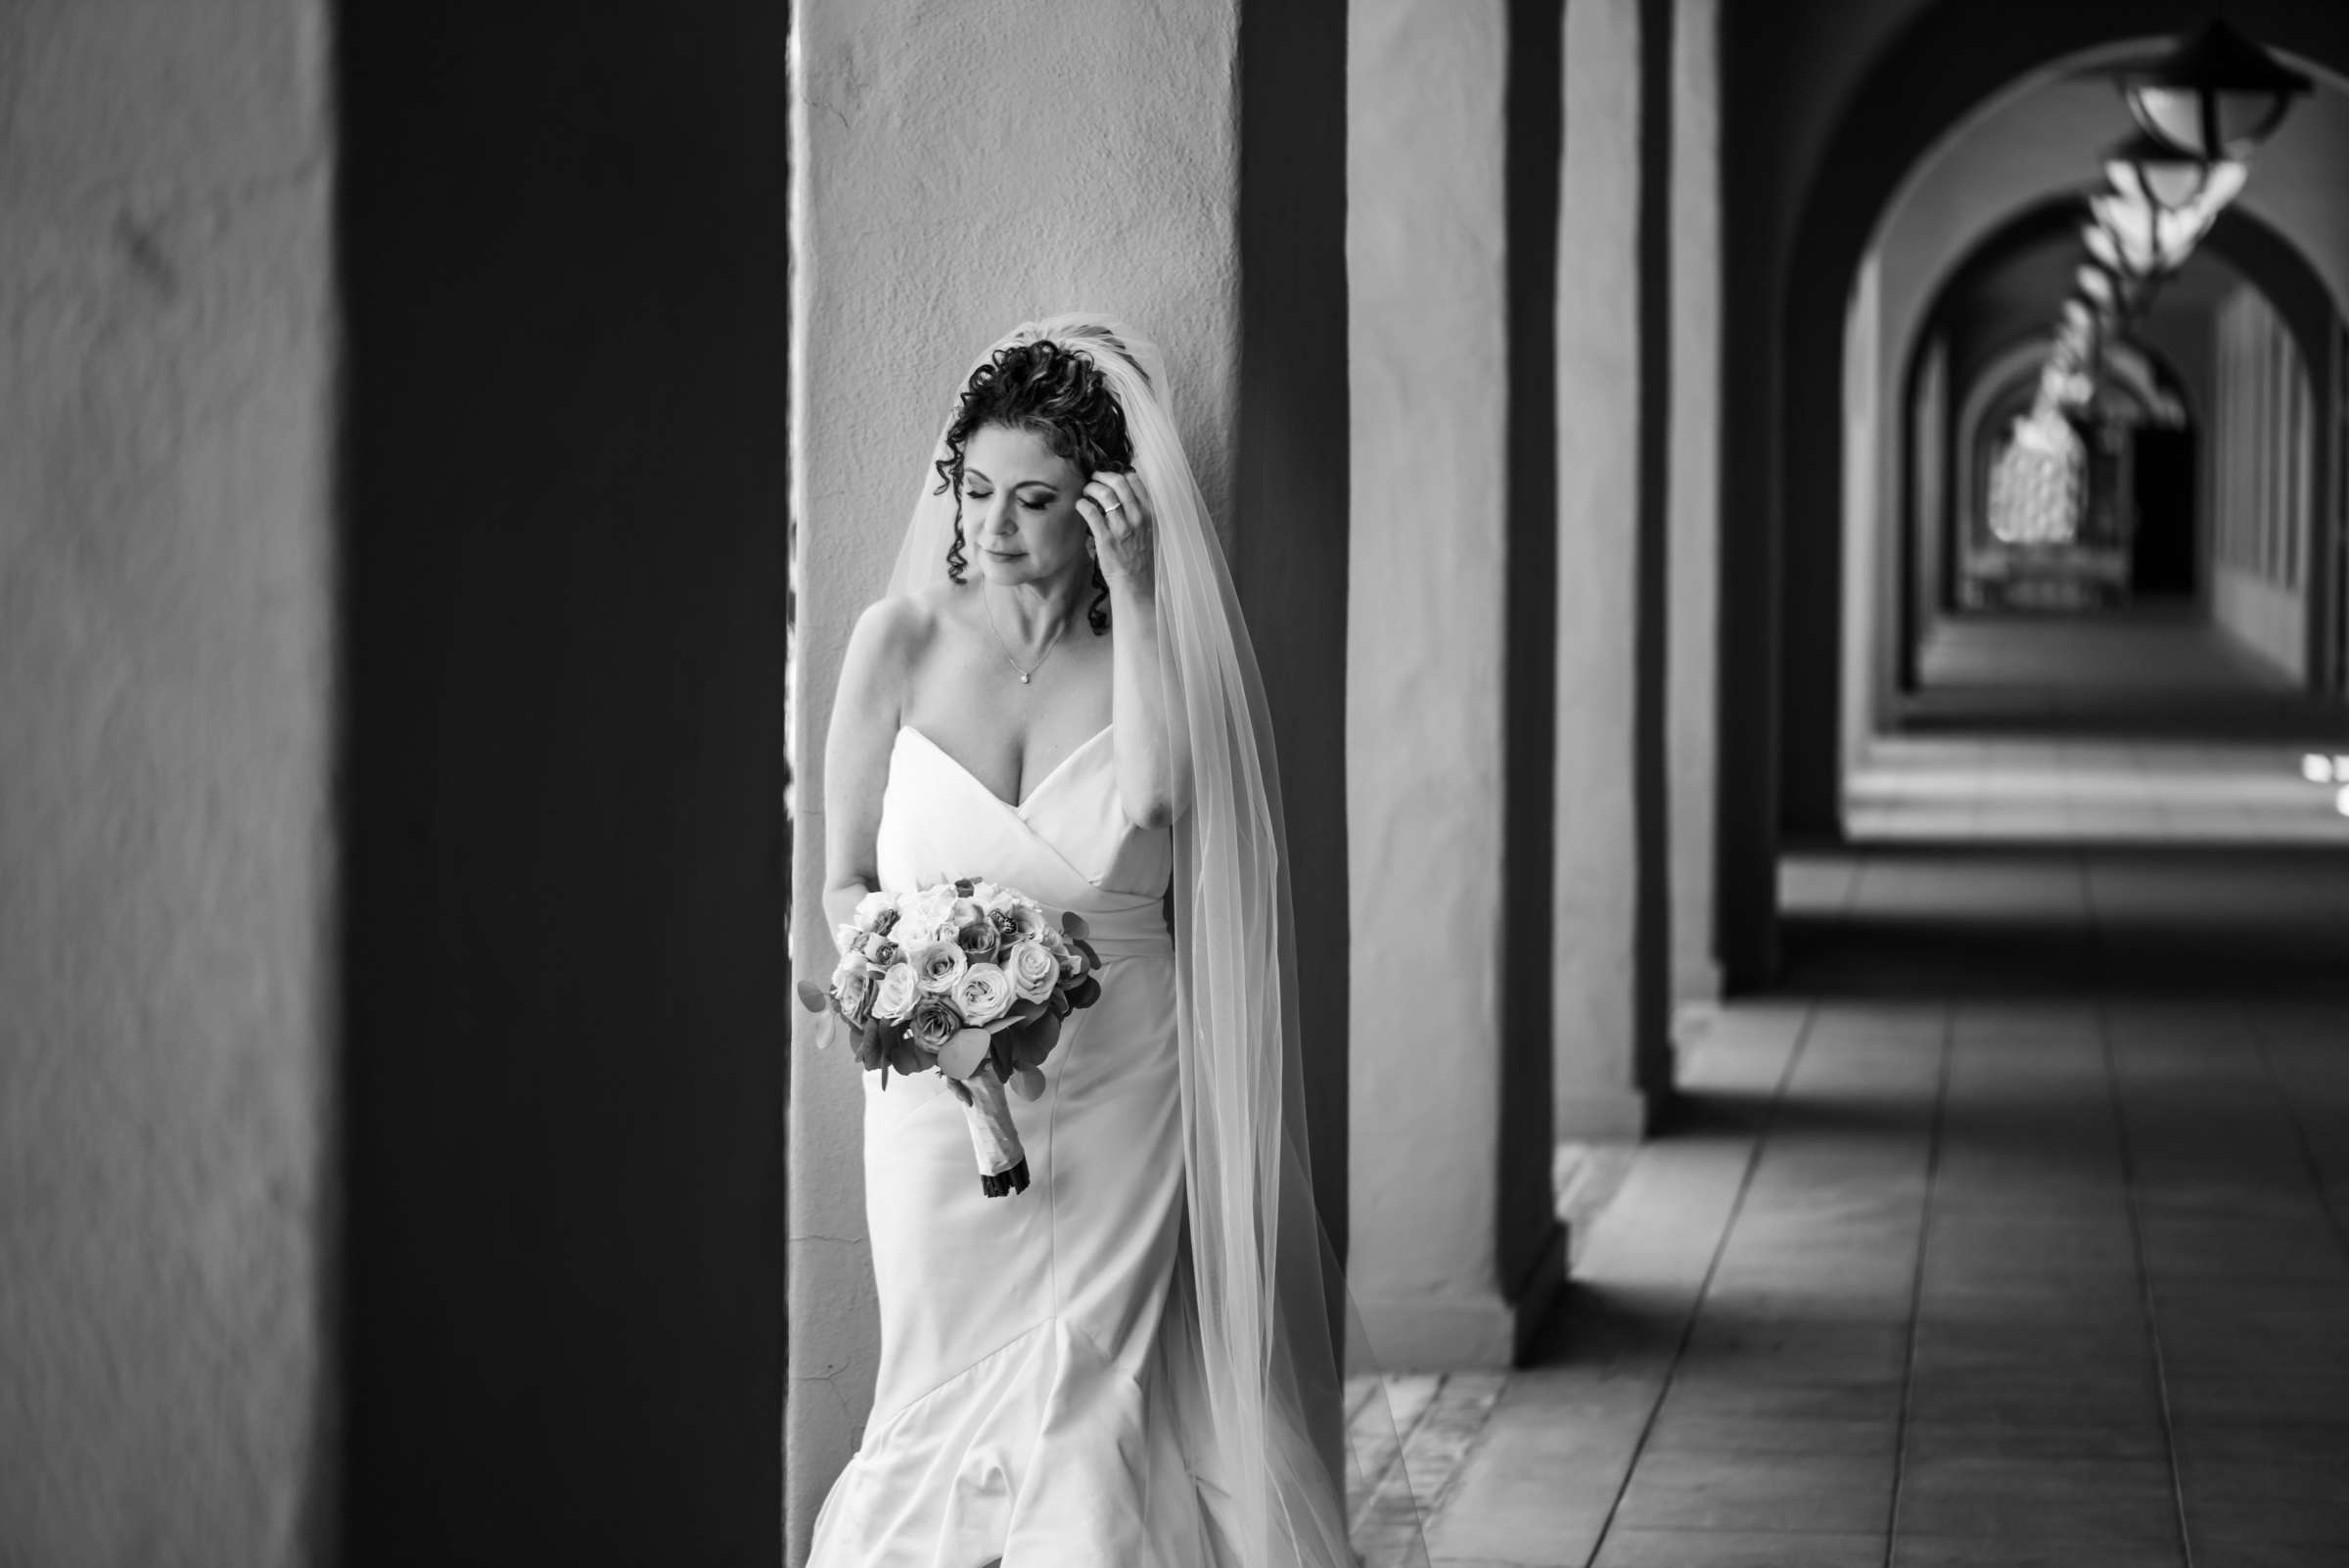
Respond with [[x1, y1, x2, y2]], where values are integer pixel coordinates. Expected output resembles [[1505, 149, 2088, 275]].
[[1346, 0, 1564, 1370], [1668, 0, 1725, 1007], [1552, 0, 1675, 1141]]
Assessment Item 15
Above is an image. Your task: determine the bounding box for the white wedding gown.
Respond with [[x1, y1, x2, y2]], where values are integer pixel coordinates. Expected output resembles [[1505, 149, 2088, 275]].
[[808, 723, 1226, 1567]]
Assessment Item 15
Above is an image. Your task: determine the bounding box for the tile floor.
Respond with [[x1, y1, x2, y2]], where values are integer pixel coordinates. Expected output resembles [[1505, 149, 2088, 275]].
[[1846, 735, 2349, 845], [1861, 610, 2349, 845], [1351, 608, 2349, 1565], [1377, 840, 2349, 1568]]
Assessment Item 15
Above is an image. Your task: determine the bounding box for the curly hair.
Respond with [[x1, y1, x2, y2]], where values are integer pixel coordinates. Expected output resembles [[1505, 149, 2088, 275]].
[[934, 339, 1131, 634]]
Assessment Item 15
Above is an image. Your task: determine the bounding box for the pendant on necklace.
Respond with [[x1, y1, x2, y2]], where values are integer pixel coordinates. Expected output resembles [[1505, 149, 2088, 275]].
[[1020, 673, 1032, 684]]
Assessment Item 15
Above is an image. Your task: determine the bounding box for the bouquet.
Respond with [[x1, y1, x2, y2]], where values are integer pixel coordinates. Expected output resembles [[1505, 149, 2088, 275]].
[[797, 877, 1103, 1197]]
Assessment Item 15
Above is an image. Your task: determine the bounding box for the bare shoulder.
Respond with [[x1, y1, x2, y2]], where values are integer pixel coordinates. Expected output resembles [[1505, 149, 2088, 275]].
[[838, 585, 965, 715], [847, 587, 948, 669]]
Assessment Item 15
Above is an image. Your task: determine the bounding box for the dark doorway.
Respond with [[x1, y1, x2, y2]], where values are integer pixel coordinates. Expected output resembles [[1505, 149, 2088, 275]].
[[2131, 426, 2199, 600]]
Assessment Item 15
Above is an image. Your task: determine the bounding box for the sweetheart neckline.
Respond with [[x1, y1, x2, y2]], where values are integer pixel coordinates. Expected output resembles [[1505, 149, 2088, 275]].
[[898, 723, 1114, 815]]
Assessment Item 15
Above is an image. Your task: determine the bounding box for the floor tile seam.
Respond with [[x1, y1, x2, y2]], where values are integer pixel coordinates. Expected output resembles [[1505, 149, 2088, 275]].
[[1879, 996, 1955, 1565], [1575, 994, 1824, 1568], [2243, 1011, 2349, 1268], [2087, 895, 2198, 1568]]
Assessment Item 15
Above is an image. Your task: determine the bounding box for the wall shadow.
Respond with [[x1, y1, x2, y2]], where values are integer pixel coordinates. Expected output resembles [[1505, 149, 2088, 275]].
[[336, 2, 791, 1558]]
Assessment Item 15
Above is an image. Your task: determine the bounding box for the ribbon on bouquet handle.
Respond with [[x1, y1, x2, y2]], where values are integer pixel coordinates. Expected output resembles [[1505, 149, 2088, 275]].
[[941, 1026, 1045, 1198], [959, 1070, 1029, 1197]]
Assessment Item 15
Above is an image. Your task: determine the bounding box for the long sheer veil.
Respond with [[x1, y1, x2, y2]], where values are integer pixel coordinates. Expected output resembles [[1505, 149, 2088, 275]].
[[889, 316, 1431, 1568]]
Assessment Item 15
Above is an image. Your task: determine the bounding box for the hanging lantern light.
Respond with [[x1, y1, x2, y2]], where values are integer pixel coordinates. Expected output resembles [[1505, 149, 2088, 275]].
[[2053, 308, 2095, 356], [2076, 255, 2157, 320], [2090, 191, 2205, 276], [2076, 260, 2120, 314], [2103, 129, 2248, 221], [2116, 19, 2313, 161]]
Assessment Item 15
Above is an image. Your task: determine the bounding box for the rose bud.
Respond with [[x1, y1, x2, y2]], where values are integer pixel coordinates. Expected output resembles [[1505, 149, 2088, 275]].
[[954, 917, 998, 963]]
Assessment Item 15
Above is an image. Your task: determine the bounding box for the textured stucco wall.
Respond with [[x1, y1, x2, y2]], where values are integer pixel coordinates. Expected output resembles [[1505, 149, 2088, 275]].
[[0, 1, 335, 1560], [1346, 0, 1519, 1365], [787, 2, 1242, 1553]]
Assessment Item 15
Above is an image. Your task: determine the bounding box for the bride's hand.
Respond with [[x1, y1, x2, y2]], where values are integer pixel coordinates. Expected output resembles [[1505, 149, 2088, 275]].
[[1081, 470, 1153, 593]]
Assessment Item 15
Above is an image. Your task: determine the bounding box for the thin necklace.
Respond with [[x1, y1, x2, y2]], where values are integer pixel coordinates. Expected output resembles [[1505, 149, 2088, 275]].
[[982, 589, 1067, 685]]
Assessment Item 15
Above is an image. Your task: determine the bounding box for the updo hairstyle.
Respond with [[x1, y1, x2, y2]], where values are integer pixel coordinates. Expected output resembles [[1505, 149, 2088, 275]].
[[934, 338, 1133, 634]]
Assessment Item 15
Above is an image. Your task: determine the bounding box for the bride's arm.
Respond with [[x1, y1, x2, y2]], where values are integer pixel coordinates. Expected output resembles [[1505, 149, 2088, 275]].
[[822, 597, 915, 932], [1088, 471, 1190, 829]]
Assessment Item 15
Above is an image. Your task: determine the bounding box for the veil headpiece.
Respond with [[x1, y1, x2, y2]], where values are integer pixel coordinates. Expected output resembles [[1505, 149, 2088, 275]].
[[891, 316, 1424, 1566]]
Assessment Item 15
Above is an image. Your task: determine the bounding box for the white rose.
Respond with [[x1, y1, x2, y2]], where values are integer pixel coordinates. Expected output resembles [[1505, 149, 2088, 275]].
[[832, 960, 876, 1024], [852, 889, 895, 927], [908, 940, 968, 995], [953, 963, 1015, 1026], [872, 963, 920, 1022], [1006, 941, 1060, 1003], [905, 886, 960, 941]]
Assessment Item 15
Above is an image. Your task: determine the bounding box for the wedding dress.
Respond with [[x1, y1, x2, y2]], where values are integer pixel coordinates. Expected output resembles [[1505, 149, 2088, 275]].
[[806, 722, 1220, 1565], [809, 314, 1426, 1568]]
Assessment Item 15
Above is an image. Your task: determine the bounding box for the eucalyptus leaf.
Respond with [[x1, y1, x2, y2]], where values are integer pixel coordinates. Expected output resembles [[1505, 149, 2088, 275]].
[[938, 1028, 991, 1081]]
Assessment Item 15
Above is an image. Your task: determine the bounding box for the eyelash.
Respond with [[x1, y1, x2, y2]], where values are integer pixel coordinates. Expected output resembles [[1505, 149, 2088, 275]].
[[961, 484, 1048, 513]]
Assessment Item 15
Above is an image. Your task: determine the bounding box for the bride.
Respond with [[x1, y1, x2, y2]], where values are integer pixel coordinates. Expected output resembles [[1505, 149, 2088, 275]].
[[811, 317, 1418, 1567]]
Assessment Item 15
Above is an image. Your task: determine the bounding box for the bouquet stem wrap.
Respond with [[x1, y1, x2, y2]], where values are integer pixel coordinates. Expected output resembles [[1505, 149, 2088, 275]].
[[962, 1072, 1030, 1197]]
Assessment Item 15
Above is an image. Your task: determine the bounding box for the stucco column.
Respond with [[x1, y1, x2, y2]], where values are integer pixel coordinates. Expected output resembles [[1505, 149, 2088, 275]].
[[1553, 0, 1675, 1141], [1841, 252, 1883, 806], [789, 0, 1348, 1553], [1347, 0, 1563, 1371], [1668, 0, 1725, 1006], [0, 1, 335, 1556]]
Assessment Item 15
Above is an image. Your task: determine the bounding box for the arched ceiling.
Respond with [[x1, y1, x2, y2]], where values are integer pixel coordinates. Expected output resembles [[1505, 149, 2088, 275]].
[[1875, 67, 2347, 436]]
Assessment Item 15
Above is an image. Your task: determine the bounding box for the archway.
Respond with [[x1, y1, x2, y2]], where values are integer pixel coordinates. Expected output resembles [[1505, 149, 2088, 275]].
[[1718, 0, 2349, 984]]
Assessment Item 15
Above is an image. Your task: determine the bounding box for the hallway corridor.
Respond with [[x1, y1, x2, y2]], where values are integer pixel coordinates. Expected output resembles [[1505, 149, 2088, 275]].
[[1389, 839, 2349, 1568]]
